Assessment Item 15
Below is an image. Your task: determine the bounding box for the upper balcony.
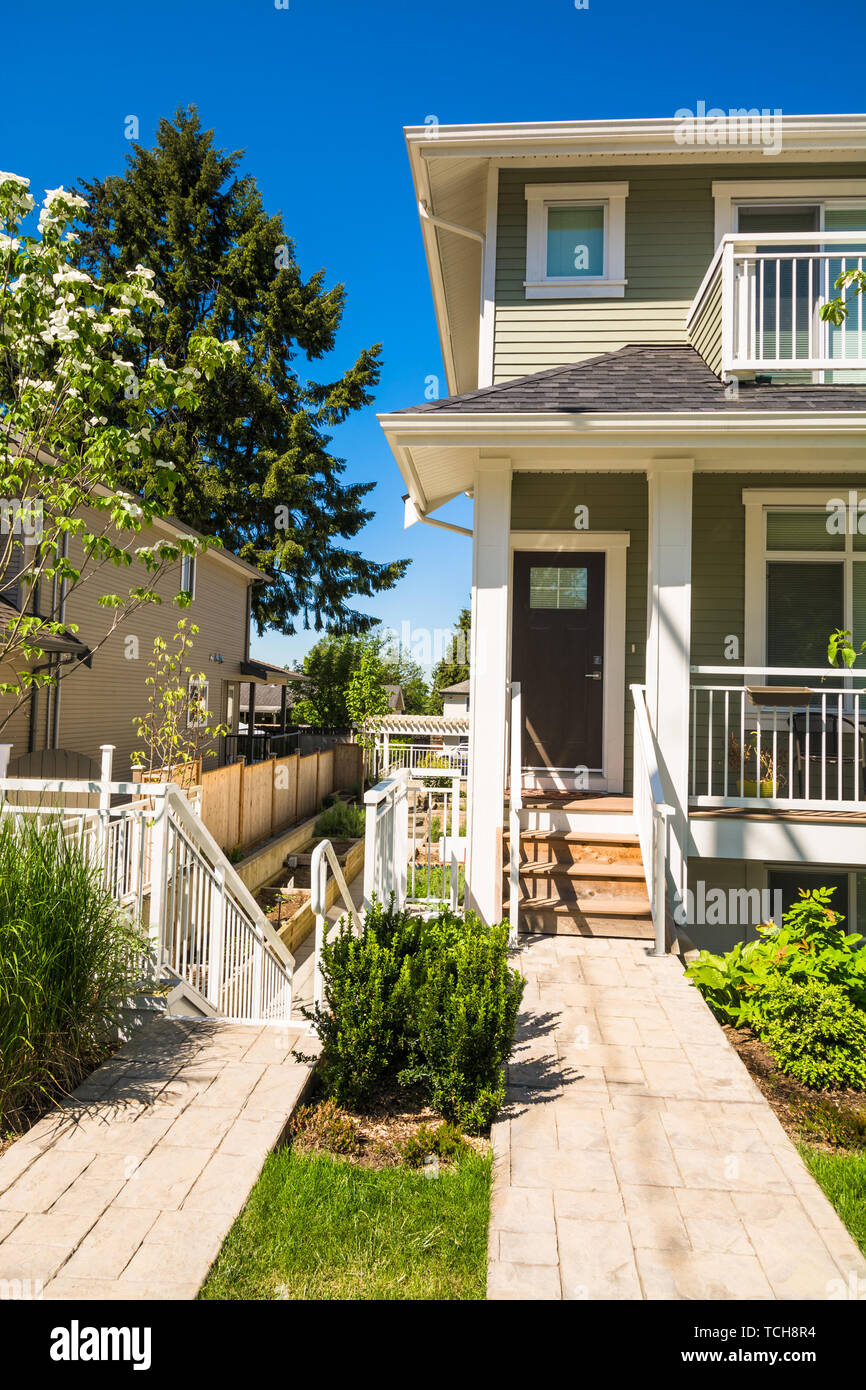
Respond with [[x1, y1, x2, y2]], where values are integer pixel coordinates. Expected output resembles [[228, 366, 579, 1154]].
[[687, 231, 866, 380]]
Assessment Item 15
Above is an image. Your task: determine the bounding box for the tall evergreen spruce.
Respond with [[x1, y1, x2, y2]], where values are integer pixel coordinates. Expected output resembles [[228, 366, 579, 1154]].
[[75, 107, 407, 634]]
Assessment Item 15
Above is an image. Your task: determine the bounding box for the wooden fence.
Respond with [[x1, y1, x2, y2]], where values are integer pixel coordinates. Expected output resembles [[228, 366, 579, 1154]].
[[199, 742, 363, 853]]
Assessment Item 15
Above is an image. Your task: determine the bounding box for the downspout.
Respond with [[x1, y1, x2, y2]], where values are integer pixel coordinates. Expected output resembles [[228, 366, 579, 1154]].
[[403, 493, 473, 539], [418, 202, 485, 246]]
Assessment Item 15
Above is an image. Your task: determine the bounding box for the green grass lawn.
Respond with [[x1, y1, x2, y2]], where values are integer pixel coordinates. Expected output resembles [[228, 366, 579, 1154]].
[[799, 1145, 866, 1256], [200, 1148, 491, 1301]]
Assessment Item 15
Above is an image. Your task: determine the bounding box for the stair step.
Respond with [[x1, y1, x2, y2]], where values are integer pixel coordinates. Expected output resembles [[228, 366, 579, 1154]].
[[515, 829, 640, 846], [517, 794, 634, 813], [518, 859, 646, 881], [520, 893, 651, 917], [519, 909, 655, 939]]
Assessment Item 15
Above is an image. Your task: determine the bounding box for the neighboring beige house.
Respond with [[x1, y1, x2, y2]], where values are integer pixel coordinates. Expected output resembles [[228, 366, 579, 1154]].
[[0, 500, 279, 781], [440, 679, 470, 718], [379, 113, 866, 950]]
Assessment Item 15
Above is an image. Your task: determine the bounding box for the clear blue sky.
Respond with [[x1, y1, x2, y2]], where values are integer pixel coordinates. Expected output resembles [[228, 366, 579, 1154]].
[[5, 0, 864, 671]]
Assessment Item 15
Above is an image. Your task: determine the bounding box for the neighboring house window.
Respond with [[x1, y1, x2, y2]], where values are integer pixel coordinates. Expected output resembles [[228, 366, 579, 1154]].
[[745, 493, 866, 669], [181, 553, 196, 600], [187, 675, 209, 729], [524, 182, 628, 299]]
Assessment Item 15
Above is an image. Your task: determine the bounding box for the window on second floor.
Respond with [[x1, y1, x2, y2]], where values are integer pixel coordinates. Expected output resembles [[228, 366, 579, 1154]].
[[180, 553, 196, 601], [524, 182, 628, 299]]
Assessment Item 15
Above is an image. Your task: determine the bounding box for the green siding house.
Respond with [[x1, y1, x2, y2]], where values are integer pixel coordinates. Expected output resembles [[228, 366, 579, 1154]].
[[379, 115, 866, 954]]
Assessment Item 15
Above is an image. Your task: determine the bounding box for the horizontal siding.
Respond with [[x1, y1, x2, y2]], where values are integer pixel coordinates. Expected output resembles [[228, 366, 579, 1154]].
[[510, 472, 648, 791], [0, 506, 252, 780], [688, 273, 723, 376], [494, 160, 866, 381]]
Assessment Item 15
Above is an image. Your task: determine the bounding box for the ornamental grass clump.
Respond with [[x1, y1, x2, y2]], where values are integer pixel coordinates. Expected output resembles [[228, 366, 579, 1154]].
[[303, 898, 524, 1132], [0, 812, 152, 1131]]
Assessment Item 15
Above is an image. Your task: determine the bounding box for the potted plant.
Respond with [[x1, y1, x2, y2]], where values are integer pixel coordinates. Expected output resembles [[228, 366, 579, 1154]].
[[728, 732, 785, 798]]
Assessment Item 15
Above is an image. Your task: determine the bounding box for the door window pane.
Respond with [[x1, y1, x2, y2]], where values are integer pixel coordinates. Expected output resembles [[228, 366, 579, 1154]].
[[529, 566, 588, 610], [766, 509, 844, 552], [546, 205, 604, 278], [766, 562, 842, 667]]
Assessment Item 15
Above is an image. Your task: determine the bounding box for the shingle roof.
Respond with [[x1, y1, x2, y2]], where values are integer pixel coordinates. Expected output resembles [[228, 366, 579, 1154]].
[[397, 346, 866, 415]]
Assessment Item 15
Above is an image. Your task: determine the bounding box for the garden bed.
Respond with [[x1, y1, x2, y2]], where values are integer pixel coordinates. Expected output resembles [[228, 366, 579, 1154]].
[[723, 1024, 866, 1152]]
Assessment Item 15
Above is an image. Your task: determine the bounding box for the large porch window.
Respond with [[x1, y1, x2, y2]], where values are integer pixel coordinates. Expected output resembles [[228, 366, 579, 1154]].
[[760, 504, 866, 669]]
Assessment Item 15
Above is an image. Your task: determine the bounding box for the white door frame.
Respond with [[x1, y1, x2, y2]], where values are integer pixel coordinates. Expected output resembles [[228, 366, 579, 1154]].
[[508, 530, 630, 792]]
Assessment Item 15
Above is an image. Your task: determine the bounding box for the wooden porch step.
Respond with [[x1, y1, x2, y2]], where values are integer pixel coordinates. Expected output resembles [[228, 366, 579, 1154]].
[[518, 896, 654, 939], [514, 829, 640, 846], [520, 893, 651, 917], [517, 793, 635, 814], [518, 859, 646, 881]]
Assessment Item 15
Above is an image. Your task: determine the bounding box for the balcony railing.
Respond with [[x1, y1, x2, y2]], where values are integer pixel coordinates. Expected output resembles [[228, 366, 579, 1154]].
[[687, 231, 866, 377], [690, 667, 866, 812]]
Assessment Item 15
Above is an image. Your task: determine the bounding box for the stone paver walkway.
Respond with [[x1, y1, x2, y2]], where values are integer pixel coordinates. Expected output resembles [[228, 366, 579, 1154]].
[[488, 934, 866, 1300], [0, 1016, 317, 1300]]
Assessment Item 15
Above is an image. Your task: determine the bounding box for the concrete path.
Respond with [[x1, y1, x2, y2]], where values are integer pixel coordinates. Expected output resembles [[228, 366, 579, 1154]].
[[0, 1017, 317, 1300], [488, 934, 866, 1300]]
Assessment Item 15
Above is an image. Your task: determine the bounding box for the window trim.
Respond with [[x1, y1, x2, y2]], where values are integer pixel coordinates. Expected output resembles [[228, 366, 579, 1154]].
[[712, 179, 866, 246], [524, 182, 628, 299], [743, 487, 866, 669]]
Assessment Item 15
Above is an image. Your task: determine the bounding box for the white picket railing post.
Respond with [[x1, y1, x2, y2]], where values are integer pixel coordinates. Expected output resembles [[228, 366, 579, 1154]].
[[508, 682, 522, 947], [397, 773, 408, 908], [97, 745, 114, 882], [0, 744, 12, 781], [209, 864, 226, 1013], [147, 790, 169, 963]]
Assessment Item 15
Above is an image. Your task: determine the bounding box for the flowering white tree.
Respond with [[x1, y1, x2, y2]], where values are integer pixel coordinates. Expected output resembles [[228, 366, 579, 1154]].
[[0, 171, 241, 733]]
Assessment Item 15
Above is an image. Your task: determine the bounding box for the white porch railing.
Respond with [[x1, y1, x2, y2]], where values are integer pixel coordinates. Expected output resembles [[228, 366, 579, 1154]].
[[0, 746, 294, 1022], [631, 685, 674, 957], [508, 681, 522, 946], [310, 838, 363, 1010], [363, 771, 409, 910], [690, 667, 866, 811], [373, 740, 469, 780], [688, 231, 866, 375]]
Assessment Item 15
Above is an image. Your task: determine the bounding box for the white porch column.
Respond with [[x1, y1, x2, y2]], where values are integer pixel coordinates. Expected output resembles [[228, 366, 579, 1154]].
[[645, 458, 694, 902], [466, 457, 512, 925]]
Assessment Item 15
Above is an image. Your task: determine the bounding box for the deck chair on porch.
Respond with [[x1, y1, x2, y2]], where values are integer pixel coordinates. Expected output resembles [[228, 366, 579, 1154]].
[[792, 710, 866, 800]]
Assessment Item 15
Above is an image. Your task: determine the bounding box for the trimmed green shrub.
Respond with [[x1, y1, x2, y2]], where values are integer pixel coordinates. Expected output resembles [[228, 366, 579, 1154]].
[[685, 887, 866, 1026], [402, 918, 523, 1130], [0, 812, 152, 1130], [751, 978, 866, 1091], [314, 799, 365, 840], [303, 898, 524, 1131]]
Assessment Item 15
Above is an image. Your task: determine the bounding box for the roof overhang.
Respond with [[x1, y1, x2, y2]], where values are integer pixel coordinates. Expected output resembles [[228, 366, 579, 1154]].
[[240, 659, 290, 685], [406, 114, 866, 397], [380, 410, 866, 511]]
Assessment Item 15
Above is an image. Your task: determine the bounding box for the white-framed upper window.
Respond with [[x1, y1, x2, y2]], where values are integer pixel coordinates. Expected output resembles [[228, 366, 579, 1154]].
[[743, 489, 866, 670], [524, 182, 628, 299], [180, 553, 196, 601], [712, 180, 866, 246], [187, 675, 209, 729]]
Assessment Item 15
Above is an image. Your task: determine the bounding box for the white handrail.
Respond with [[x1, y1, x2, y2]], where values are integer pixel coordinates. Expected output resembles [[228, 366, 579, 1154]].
[[691, 665, 866, 679], [631, 684, 674, 958], [310, 837, 363, 1011], [508, 681, 522, 947]]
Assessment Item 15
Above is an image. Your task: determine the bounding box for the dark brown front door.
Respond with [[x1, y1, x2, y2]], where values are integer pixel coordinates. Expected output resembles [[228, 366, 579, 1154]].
[[511, 551, 605, 771]]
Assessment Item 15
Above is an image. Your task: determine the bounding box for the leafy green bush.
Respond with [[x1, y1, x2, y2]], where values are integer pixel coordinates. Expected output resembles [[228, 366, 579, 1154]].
[[314, 799, 366, 840], [751, 978, 866, 1091], [0, 813, 151, 1130], [303, 899, 524, 1131], [685, 887, 866, 1026], [402, 918, 523, 1130], [402, 1121, 468, 1167]]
